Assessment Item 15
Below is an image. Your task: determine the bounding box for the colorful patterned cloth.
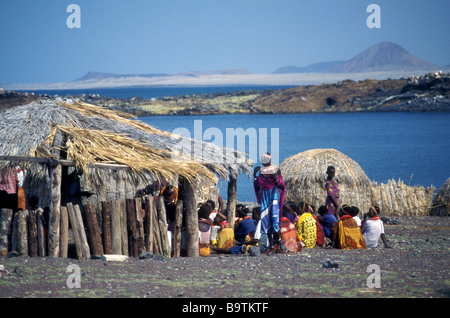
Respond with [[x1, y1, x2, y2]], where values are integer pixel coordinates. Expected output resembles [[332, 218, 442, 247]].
[[216, 221, 234, 249], [336, 215, 366, 249], [325, 180, 340, 218], [295, 213, 317, 248], [0, 167, 18, 194], [254, 172, 286, 234], [279, 217, 301, 252], [312, 215, 325, 247]]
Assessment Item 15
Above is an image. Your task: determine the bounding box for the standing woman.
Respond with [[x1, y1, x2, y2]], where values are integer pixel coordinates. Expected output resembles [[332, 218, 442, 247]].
[[325, 166, 340, 219], [254, 153, 286, 253]]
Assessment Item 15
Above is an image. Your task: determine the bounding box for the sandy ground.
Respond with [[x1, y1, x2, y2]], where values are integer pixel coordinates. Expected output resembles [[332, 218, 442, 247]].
[[0, 216, 448, 300]]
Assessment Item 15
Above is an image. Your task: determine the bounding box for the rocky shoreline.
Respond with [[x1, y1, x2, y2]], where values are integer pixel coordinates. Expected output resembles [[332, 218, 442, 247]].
[[1, 72, 448, 115]]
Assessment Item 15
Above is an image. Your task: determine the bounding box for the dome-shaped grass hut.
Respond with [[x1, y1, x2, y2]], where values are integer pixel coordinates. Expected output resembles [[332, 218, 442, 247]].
[[280, 148, 373, 213]]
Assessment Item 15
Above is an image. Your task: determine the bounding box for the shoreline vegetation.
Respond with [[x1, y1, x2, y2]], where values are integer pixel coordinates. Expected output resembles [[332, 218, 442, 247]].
[[1, 72, 448, 116]]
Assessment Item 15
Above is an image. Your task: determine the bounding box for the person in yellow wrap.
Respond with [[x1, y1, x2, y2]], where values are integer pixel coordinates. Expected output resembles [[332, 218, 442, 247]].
[[335, 207, 366, 249], [295, 202, 317, 248], [210, 212, 235, 250]]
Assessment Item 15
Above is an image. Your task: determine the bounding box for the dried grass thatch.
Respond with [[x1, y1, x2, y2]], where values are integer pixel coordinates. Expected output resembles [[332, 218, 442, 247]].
[[430, 178, 450, 216], [280, 149, 373, 213], [371, 179, 435, 216], [0, 99, 253, 207]]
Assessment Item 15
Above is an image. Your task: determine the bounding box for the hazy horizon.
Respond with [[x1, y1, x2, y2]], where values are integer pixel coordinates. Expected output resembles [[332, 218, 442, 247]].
[[1, 0, 449, 85]]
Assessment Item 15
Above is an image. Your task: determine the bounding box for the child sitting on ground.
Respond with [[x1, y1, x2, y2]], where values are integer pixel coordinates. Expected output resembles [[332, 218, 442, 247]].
[[317, 205, 337, 246]]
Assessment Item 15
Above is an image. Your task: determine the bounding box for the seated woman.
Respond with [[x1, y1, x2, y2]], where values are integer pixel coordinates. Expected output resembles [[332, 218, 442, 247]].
[[211, 212, 235, 250], [334, 206, 366, 249], [295, 202, 317, 249], [211, 205, 257, 255], [318, 205, 338, 244], [361, 206, 391, 248], [279, 216, 302, 252], [198, 203, 213, 256]]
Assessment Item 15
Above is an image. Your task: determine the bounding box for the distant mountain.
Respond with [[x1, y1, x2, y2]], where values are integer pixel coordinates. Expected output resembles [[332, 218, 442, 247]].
[[75, 72, 169, 81], [329, 41, 438, 73], [272, 61, 346, 74], [174, 69, 254, 77], [75, 69, 253, 81], [272, 42, 440, 75]]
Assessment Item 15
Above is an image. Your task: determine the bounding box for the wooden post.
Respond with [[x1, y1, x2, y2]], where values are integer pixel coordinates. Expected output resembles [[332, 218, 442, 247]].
[[67, 202, 82, 258], [151, 197, 162, 255], [173, 199, 183, 258], [120, 199, 128, 256], [134, 197, 146, 255], [11, 212, 19, 253], [101, 201, 113, 254], [48, 200, 60, 258], [73, 204, 90, 258], [126, 198, 138, 257], [227, 174, 238, 229], [183, 178, 198, 257], [143, 195, 153, 253], [111, 199, 123, 255], [36, 208, 46, 257], [0, 208, 13, 256], [157, 195, 171, 257], [48, 129, 64, 258], [17, 210, 29, 256], [28, 209, 39, 257], [59, 206, 69, 258], [84, 203, 104, 256]]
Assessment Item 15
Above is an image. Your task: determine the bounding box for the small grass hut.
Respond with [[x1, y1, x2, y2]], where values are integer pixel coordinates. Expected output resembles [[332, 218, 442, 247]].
[[280, 148, 373, 213], [280, 148, 435, 216], [0, 99, 252, 258]]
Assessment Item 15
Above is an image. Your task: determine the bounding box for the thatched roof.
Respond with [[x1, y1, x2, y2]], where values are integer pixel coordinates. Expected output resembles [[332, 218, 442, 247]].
[[280, 148, 373, 213], [0, 99, 253, 187]]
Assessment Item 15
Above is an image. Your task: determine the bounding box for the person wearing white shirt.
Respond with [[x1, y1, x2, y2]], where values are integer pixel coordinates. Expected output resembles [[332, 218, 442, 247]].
[[361, 206, 391, 248]]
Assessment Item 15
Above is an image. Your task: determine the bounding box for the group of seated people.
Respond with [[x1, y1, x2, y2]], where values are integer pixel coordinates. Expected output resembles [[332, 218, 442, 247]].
[[150, 182, 391, 256], [196, 199, 391, 256]]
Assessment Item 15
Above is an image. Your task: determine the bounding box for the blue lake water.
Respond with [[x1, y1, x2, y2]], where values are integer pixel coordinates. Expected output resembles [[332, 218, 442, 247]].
[[140, 112, 450, 202], [21, 85, 449, 202]]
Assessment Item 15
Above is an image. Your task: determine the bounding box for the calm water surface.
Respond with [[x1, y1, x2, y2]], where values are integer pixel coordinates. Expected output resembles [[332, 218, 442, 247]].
[[141, 112, 450, 202]]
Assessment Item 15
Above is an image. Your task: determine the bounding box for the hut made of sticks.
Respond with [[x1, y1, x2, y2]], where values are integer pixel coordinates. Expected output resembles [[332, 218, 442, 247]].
[[430, 178, 450, 216], [0, 99, 253, 258], [280, 148, 373, 213]]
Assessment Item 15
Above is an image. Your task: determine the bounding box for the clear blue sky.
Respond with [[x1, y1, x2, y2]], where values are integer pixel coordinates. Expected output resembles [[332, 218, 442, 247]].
[[1, 0, 448, 84]]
